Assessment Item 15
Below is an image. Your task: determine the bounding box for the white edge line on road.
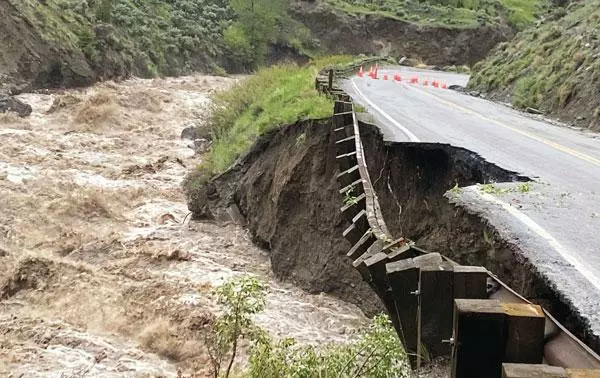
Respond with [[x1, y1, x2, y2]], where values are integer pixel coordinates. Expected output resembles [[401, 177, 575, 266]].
[[352, 76, 600, 292], [350, 79, 420, 142], [470, 188, 600, 292]]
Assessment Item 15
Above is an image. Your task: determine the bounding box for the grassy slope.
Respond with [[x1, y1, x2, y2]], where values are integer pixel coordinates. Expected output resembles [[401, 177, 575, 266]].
[[469, 1, 600, 129], [208, 56, 356, 172], [323, 0, 550, 30]]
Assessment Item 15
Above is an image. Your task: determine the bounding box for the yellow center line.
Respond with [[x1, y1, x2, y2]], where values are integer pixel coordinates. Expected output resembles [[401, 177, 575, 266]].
[[407, 84, 600, 168]]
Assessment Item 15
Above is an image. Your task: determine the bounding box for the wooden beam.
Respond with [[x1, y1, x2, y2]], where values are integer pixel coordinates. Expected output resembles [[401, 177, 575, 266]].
[[502, 303, 545, 364], [454, 266, 488, 299], [452, 299, 506, 378], [386, 258, 420, 363], [502, 364, 567, 378]]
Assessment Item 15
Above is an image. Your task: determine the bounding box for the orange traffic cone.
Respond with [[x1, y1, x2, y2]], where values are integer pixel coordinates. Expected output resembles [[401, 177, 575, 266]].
[[442, 83, 448, 89], [358, 66, 364, 78], [383, 74, 388, 80], [432, 81, 439, 88]]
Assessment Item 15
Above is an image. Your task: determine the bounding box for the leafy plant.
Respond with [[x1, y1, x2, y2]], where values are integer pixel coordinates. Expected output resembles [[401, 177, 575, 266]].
[[226, 0, 289, 69], [518, 182, 530, 193], [449, 183, 463, 195], [343, 188, 359, 205], [478, 183, 509, 195], [206, 276, 268, 378], [245, 314, 409, 378]]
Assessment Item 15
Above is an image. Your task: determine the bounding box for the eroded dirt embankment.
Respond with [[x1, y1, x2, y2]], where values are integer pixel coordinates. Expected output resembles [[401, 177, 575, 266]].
[[291, 1, 513, 66], [188, 119, 384, 316], [192, 114, 600, 355], [359, 123, 600, 354]]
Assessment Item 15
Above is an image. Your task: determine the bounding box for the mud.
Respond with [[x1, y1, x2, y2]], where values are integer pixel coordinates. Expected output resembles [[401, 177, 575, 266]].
[[0, 76, 368, 377]]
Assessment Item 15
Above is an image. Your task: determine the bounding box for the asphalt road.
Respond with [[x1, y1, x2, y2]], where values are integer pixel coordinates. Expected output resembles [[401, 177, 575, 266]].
[[343, 66, 600, 339]]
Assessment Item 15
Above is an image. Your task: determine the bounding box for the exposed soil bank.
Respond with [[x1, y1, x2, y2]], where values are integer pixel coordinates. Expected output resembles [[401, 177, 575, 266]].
[[359, 123, 600, 354], [186, 119, 384, 316], [291, 2, 513, 66], [189, 114, 600, 355]]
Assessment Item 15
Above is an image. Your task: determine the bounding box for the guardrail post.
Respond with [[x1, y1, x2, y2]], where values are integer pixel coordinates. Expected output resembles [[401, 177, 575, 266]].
[[420, 261, 454, 357], [502, 303, 545, 364], [453, 266, 488, 299], [452, 300, 547, 378], [452, 299, 506, 378], [386, 257, 420, 366], [328, 69, 334, 91]]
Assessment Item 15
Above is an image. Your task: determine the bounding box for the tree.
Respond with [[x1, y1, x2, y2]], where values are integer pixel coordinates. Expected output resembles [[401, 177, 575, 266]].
[[226, 0, 289, 68]]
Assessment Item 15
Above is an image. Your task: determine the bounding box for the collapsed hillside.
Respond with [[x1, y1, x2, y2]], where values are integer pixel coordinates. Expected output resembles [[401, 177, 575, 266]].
[[468, 1, 600, 130], [291, 1, 512, 66]]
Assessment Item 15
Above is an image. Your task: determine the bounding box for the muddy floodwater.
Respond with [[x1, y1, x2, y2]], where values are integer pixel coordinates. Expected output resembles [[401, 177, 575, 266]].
[[0, 75, 368, 377]]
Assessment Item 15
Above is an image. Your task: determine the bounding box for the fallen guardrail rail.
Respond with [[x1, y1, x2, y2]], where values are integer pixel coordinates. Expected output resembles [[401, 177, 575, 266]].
[[315, 62, 600, 377]]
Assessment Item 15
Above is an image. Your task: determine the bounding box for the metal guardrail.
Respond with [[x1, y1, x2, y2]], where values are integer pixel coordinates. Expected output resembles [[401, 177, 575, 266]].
[[315, 68, 600, 377]]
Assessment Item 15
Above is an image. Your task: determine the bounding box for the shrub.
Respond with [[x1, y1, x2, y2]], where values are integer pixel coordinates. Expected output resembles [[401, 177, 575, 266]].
[[206, 276, 268, 378], [513, 76, 542, 109], [245, 314, 409, 378]]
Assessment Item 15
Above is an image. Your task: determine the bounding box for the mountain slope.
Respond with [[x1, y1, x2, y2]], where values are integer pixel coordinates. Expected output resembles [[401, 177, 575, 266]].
[[468, 1, 600, 130]]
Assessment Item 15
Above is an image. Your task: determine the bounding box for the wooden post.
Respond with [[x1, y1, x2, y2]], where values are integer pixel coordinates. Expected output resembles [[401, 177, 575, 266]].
[[453, 266, 488, 299], [364, 251, 402, 336], [502, 364, 567, 378], [502, 303, 545, 364], [386, 258, 420, 365], [420, 261, 454, 357], [328, 69, 334, 91], [452, 299, 506, 378]]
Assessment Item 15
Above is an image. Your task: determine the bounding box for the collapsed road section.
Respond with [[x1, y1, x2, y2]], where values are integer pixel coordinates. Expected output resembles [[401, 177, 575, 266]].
[[186, 63, 600, 376]]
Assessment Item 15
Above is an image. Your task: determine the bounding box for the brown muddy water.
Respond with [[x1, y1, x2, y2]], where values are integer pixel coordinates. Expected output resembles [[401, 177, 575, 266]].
[[0, 75, 367, 377]]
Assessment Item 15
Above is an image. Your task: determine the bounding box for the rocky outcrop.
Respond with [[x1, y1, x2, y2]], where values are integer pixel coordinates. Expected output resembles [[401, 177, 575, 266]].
[[291, 2, 514, 66], [0, 93, 32, 117]]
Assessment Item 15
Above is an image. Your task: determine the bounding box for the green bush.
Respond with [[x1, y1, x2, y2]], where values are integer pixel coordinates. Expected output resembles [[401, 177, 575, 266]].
[[513, 76, 542, 109], [245, 314, 409, 378]]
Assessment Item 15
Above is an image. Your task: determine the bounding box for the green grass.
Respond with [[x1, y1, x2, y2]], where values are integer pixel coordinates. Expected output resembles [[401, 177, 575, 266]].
[[208, 57, 355, 172], [503, 0, 547, 29], [324, 0, 550, 30], [468, 0, 600, 125]]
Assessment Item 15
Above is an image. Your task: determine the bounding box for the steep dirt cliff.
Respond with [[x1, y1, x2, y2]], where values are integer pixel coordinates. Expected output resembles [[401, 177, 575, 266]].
[[186, 119, 384, 316], [291, 1, 514, 66]]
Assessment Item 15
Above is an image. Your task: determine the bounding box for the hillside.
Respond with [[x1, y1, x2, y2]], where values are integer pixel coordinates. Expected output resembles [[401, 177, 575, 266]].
[[0, 0, 315, 92], [322, 0, 550, 30], [1, 0, 553, 93], [468, 0, 600, 130]]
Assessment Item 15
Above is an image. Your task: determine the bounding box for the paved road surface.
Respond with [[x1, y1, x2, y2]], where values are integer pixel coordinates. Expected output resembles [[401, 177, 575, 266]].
[[343, 66, 600, 339]]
